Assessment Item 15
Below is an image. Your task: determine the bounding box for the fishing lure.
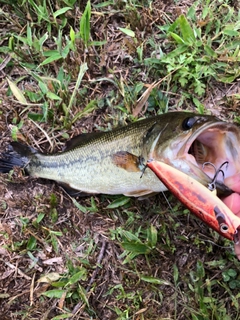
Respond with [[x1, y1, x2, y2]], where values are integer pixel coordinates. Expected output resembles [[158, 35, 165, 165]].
[[147, 159, 240, 243], [203, 161, 229, 192]]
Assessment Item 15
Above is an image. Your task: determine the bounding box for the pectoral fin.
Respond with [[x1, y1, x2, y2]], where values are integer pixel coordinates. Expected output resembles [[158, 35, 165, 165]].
[[112, 151, 143, 172]]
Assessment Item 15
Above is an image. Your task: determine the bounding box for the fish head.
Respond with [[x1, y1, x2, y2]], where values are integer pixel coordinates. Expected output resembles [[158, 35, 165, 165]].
[[144, 113, 240, 193]]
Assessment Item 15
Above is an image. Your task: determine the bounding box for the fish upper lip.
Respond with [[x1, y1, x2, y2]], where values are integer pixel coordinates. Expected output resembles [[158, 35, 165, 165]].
[[177, 120, 240, 194]]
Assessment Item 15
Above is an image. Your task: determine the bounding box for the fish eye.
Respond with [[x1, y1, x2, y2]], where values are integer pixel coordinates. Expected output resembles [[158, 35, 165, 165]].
[[220, 224, 229, 233], [182, 117, 197, 130]]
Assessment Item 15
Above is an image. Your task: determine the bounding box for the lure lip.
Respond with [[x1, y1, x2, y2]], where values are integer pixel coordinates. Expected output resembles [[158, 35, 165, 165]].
[[147, 159, 240, 243]]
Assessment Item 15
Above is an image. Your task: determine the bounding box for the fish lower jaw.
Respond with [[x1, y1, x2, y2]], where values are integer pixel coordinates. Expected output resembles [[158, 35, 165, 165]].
[[168, 157, 211, 186]]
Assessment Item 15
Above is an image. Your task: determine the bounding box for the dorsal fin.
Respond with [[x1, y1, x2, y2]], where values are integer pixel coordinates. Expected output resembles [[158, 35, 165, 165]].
[[64, 131, 105, 151]]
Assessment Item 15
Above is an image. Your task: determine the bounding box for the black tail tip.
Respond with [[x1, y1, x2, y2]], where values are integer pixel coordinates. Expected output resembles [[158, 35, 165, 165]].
[[0, 142, 31, 173]]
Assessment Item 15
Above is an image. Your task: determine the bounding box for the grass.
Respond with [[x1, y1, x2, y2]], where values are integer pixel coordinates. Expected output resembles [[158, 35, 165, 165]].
[[0, 0, 240, 319]]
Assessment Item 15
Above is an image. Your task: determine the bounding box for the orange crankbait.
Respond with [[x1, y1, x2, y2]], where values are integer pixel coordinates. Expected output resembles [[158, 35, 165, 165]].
[[147, 160, 240, 243]]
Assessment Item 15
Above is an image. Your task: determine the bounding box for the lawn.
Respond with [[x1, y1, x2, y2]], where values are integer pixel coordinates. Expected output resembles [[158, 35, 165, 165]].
[[0, 0, 240, 319]]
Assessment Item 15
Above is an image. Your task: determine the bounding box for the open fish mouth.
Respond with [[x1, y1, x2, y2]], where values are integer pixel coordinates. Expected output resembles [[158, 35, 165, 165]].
[[176, 121, 240, 194]]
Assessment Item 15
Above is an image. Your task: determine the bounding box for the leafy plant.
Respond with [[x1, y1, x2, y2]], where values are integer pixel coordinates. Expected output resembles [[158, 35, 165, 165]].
[[145, 3, 240, 108], [112, 225, 158, 263], [222, 268, 240, 289]]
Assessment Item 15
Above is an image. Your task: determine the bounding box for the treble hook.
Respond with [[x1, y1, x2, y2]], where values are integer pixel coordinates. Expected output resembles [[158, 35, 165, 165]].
[[202, 161, 229, 191], [140, 157, 149, 179]]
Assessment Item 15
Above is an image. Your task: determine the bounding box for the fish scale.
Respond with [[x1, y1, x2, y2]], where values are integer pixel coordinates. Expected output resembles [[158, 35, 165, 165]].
[[27, 124, 159, 195]]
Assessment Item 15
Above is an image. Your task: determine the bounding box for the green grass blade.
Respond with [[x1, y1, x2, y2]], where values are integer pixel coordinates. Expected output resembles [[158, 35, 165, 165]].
[[80, 0, 91, 46], [66, 62, 88, 121], [178, 14, 196, 45]]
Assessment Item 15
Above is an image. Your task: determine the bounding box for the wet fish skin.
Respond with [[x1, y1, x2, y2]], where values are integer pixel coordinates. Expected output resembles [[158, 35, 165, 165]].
[[0, 112, 235, 197]]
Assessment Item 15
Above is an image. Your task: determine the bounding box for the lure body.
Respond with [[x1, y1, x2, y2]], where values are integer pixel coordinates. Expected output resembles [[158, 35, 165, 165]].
[[147, 160, 240, 242]]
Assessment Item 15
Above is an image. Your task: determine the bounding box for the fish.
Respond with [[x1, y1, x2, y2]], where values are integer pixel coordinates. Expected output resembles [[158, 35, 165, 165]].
[[0, 112, 240, 197], [147, 159, 240, 242]]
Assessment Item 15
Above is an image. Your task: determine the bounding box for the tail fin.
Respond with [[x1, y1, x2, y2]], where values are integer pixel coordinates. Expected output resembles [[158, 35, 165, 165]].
[[0, 142, 35, 173]]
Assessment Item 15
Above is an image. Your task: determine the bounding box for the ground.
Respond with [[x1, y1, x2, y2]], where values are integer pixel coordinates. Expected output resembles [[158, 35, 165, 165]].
[[0, 0, 240, 319]]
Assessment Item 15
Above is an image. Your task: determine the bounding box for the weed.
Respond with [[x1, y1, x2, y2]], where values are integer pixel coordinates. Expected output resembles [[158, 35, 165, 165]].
[[145, 1, 240, 109], [109, 223, 160, 265]]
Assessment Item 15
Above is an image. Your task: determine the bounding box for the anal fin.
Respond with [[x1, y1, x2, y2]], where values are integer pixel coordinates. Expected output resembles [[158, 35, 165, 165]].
[[124, 190, 156, 198], [60, 183, 97, 197]]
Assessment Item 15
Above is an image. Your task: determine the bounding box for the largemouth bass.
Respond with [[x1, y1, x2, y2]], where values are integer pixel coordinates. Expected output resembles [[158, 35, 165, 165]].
[[0, 112, 240, 197]]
